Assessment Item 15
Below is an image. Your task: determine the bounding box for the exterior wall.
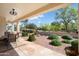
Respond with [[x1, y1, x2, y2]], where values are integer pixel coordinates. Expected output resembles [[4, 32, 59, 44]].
[[0, 16, 6, 37]]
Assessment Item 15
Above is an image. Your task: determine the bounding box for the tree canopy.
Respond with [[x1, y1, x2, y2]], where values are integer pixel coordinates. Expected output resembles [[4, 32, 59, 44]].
[[56, 6, 78, 32]]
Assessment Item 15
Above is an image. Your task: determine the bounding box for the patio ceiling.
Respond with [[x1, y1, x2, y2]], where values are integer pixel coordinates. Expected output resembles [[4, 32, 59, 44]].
[[0, 3, 69, 23]]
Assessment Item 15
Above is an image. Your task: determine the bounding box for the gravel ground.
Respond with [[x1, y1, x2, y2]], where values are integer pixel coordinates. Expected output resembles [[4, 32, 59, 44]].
[[34, 35, 71, 55]]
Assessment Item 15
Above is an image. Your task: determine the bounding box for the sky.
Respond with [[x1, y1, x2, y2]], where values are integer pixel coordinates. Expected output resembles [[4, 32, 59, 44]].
[[21, 3, 78, 27]]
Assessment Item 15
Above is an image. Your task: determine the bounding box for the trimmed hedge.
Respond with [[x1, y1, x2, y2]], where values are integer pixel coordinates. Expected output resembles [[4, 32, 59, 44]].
[[27, 34, 36, 42], [62, 35, 72, 40], [49, 40, 62, 46], [48, 34, 59, 40]]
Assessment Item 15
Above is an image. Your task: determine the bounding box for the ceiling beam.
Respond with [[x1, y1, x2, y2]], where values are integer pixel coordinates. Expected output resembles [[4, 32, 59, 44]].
[[13, 3, 69, 22]]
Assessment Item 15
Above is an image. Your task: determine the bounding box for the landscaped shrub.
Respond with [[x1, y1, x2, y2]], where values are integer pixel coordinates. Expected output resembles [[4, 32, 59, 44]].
[[62, 35, 72, 40], [27, 34, 36, 42], [48, 34, 59, 40], [71, 40, 78, 48], [22, 32, 28, 36], [27, 30, 34, 33], [49, 40, 62, 46], [62, 40, 71, 44]]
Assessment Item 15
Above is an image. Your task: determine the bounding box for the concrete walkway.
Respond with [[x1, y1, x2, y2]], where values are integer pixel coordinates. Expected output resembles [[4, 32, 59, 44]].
[[10, 37, 64, 56]]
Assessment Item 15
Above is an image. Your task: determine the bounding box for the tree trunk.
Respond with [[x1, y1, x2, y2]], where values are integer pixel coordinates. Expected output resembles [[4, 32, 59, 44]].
[[65, 23, 69, 32]]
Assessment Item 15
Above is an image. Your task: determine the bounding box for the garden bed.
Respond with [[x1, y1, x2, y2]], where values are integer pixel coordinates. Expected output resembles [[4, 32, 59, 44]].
[[22, 34, 77, 55], [34, 35, 71, 55]]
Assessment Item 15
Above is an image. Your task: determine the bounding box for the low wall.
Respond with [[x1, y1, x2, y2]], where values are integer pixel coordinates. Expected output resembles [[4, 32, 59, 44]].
[[38, 31, 78, 38]]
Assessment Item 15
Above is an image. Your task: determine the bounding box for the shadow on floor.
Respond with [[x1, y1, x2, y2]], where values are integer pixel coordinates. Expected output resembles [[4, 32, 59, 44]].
[[0, 42, 19, 56]]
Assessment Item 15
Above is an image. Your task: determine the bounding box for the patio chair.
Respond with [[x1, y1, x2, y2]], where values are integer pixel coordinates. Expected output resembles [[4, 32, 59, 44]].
[[4, 31, 19, 42]]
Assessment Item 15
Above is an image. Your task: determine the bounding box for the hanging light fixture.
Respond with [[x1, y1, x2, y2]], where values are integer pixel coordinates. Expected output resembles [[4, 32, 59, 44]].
[[9, 8, 17, 16]]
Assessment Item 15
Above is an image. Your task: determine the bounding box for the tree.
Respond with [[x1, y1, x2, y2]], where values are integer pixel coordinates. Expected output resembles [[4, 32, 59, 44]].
[[26, 23, 37, 29], [39, 24, 51, 31], [21, 20, 28, 27], [70, 22, 77, 32], [20, 20, 28, 30], [39, 23, 61, 31], [56, 6, 78, 32], [51, 22, 61, 31]]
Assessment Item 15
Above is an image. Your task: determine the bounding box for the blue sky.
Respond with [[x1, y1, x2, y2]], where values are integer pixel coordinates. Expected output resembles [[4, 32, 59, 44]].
[[22, 3, 78, 27]]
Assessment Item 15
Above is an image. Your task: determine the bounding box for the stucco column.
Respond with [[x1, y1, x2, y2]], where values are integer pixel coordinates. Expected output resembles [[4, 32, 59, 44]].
[[11, 23, 15, 32], [0, 16, 6, 37], [16, 21, 20, 33]]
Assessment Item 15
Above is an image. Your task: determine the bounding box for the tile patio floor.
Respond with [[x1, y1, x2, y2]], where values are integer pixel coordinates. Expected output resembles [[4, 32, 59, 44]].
[[0, 37, 64, 56]]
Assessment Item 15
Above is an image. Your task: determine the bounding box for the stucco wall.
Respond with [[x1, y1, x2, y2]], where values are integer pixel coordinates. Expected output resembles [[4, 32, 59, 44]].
[[0, 16, 6, 37]]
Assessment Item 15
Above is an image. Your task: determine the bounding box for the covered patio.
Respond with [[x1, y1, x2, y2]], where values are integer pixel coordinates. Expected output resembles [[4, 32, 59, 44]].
[[0, 3, 78, 56]]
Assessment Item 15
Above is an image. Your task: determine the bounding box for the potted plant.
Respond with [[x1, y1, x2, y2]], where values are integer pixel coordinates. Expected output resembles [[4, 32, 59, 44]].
[[65, 40, 78, 56]]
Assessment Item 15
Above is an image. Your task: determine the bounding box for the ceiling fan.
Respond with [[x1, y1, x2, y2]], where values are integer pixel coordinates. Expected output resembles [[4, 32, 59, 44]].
[[9, 8, 17, 16]]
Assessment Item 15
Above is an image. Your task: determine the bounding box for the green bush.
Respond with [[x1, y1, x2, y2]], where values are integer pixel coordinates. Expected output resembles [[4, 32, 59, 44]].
[[62, 40, 71, 44], [27, 30, 34, 33], [27, 34, 36, 42], [71, 40, 78, 48], [22, 32, 28, 36], [48, 34, 59, 40], [62, 35, 72, 40], [49, 40, 62, 46]]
